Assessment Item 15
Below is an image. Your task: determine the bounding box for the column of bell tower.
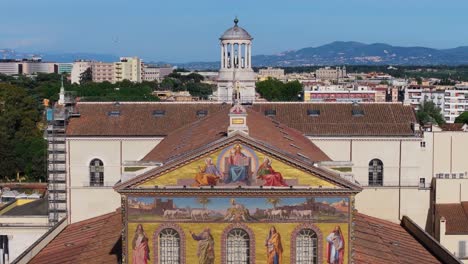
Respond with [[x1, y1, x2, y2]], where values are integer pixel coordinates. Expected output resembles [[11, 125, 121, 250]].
[[217, 18, 256, 104]]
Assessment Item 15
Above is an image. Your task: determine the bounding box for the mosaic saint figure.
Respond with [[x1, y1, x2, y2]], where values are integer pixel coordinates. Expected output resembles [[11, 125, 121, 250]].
[[132, 224, 149, 264], [225, 144, 249, 184], [326, 226, 345, 264], [193, 158, 222, 187], [190, 228, 215, 264], [257, 157, 288, 186], [265, 226, 283, 264], [224, 198, 251, 221]]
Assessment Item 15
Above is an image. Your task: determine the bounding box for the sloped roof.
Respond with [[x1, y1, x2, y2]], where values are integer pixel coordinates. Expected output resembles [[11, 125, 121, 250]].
[[251, 103, 417, 137], [3, 198, 48, 216], [354, 213, 442, 264], [436, 202, 468, 234], [66, 102, 417, 137], [27, 211, 444, 264], [141, 107, 330, 163], [28, 211, 122, 264], [66, 103, 229, 137], [439, 123, 465, 131]]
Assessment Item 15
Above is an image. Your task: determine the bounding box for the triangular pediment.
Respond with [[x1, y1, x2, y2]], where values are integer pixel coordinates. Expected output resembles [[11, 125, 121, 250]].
[[116, 135, 361, 192]]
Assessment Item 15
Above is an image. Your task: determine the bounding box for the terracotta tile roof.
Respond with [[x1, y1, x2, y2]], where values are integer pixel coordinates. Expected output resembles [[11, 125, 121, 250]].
[[141, 107, 331, 163], [439, 123, 465, 131], [436, 202, 468, 234], [66, 103, 230, 137], [29, 210, 122, 264], [251, 103, 417, 137], [28, 211, 443, 264], [66, 102, 417, 137], [354, 213, 442, 264]]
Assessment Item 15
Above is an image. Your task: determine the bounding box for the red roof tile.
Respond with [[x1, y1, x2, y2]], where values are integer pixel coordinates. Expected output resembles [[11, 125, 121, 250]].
[[439, 123, 465, 131], [141, 107, 331, 163], [436, 202, 468, 234], [251, 103, 417, 137], [28, 211, 443, 264], [354, 213, 442, 264], [66, 102, 417, 137], [29, 210, 121, 264]]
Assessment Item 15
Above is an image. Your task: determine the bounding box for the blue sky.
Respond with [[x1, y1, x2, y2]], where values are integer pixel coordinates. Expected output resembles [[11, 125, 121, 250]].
[[2, 0, 468, 62]]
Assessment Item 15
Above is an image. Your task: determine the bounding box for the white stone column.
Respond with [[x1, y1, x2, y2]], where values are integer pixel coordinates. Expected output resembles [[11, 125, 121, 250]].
[[224, 44, 228, 69], [237, 43, 242, 68], [244, 43, 249, 69], [248, 44, 252, 68], [230, 43, 234, 68], [220, 44, 224, 68]]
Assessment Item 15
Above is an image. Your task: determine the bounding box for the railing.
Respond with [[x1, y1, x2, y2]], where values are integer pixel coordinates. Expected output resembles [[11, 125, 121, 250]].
[[81, 181, 117, 188], [48, 153, 66, 161], [48, 164, 66, 171], [48, 193, 66, 201]]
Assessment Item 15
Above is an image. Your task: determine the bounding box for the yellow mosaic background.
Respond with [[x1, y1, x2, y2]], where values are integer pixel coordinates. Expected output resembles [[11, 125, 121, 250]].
[[127, 222, 349, 264], [139, 144, 336, 188]]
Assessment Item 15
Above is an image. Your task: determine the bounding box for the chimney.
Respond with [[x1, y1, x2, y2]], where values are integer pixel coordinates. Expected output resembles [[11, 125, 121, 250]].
[[439, 216, 447, 244], [228, 104, 248, 136]]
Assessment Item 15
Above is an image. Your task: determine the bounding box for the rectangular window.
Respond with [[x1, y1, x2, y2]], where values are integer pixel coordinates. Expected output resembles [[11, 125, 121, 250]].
[[420, 141, 426, 148], [419, 178, 425, 188], [459, 241, 466, 258]]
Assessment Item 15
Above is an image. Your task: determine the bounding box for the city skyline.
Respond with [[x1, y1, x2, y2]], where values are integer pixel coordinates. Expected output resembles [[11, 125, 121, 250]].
[[2, 0, 468, 63]]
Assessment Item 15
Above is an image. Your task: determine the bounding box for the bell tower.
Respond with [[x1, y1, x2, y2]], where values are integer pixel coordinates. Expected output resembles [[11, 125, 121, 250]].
[[217, 18, 256, 104]]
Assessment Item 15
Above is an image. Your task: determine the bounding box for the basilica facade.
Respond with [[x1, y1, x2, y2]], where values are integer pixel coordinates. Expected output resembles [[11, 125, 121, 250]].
[[115, 104, 361, 264]]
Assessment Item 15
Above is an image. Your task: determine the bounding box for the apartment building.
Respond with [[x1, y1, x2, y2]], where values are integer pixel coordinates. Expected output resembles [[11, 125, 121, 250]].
[[91, 62, 114, 83], [142, 65, 172, 82], [71, 60, 92, 84], [114, 57, 142, 83], [257, 67, 285, 81], [315, 66, 347, 80], [444, 85, 468, 123]]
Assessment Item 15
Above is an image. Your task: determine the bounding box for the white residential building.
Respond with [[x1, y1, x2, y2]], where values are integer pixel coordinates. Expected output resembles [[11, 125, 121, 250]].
[[444, 85, 468, 123], [71, 60, 92, 84]]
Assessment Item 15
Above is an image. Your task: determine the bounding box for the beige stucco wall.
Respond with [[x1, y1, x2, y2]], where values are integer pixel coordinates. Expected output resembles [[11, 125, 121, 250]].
[[0, 227, 49, 262], [311, 137, 430, 227], [435, 179, 468, 204], [433, 132, 468, 176], [67, 137, 161, 223], [69, 188, 121, 223], [439, 233, 468, 263], [311, 137, 425, 187], [355, 188, 430, 226]]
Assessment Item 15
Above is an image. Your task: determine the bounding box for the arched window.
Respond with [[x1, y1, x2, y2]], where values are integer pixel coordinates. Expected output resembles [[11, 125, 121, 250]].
[[368, 159, 383, 186], [89, 159, 104, 186], [296, 228, 318, 264], [226, 228, 250, 264], [159, 228, 180, 264]]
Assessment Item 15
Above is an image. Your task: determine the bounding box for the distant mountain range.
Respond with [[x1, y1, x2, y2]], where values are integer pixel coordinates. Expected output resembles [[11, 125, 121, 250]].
[[4, 41, 468, 68], [174, 41, 468, 69]]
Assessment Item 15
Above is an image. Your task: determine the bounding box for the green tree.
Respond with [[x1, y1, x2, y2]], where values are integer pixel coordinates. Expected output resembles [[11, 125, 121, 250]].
[[79, 67, 93, 84], [266, 198, 281, 209], [416, 101, 445, 125], [415, 77, 423, 85], [197, 197, 211, 209], [256, 78, 302, 101], [185, 83, 214, 99], [0, 83, 46, 181], [455, 112, 468, 124]]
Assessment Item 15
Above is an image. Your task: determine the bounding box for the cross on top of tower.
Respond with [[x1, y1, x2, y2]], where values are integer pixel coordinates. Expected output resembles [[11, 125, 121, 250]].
[[234, 17, 239, 26]]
